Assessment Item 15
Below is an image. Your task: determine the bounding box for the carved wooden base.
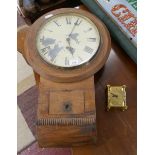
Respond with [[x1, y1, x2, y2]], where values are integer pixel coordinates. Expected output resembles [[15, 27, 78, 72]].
[[36, 76, 97, 147]]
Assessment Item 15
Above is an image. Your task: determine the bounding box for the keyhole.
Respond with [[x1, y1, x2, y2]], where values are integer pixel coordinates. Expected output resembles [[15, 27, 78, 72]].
[[65, 104, 69, 110], [63, 101, 72, 112]]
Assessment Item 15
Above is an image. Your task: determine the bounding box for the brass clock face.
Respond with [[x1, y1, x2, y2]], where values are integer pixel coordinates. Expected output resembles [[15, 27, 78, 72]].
[[36, 13, 100, 68]]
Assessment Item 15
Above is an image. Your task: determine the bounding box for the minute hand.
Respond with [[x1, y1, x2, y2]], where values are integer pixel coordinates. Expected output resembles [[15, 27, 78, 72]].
[[69, 18, 80, 36]]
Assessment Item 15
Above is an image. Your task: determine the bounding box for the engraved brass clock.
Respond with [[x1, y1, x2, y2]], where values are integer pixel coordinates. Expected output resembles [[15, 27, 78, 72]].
[[107, 85, 128, 111], [17, 8, 111, 147]]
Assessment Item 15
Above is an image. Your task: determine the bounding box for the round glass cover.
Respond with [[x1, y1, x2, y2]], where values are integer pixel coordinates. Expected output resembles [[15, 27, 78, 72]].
[[36, 13, 100, 68]]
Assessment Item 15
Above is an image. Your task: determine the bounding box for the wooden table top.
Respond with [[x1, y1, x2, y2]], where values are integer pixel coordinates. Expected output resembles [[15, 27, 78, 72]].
[[72, 40, 137, 155], [17, 5, 137, 155]]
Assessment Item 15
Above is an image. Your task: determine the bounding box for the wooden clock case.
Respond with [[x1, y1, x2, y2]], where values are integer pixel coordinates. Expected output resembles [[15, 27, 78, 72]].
[[17, 8, 111, 147]]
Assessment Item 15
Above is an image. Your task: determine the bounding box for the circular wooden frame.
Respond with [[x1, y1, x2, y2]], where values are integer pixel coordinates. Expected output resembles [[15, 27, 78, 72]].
[[24, 8, 111, 82]]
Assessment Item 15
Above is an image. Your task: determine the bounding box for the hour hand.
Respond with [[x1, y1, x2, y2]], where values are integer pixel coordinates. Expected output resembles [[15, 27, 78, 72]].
[[66, 46, 75, 55], [66, 37, 71, 45], [111, 93, 118, 98]]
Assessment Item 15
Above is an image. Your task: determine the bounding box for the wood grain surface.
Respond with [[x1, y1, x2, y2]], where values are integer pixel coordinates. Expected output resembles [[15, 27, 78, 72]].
[[18, 41, 137, 154], [36, 77, 97, 147], [72, 41, 137, 155]]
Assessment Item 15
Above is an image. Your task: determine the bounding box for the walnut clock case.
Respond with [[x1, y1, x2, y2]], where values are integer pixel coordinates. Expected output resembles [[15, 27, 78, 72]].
[[17, 8, 111, 147]]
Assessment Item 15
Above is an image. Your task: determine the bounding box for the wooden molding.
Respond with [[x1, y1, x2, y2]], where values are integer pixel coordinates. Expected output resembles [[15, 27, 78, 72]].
[[37, 117, 96, 126], [17, 25, 29, 57]]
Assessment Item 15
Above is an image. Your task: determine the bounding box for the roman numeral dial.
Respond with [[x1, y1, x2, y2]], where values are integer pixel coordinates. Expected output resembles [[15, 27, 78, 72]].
[[74, 18, 82, 26], [84, 46, 94, 54], [36, 13, 100, 68], [66, 17, 71, 24], [53, 20, 61, 27], [87, 38, 96, 42]]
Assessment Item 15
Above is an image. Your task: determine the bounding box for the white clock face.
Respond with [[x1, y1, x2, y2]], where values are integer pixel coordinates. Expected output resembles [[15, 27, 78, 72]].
[[36, 13, 100, 68]]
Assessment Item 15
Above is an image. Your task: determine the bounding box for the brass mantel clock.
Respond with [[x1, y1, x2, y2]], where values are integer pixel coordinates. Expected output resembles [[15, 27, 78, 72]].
[[17, 8, 111, 147]]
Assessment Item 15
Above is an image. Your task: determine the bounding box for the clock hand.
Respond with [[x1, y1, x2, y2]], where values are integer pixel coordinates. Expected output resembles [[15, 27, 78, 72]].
[[68, 18, 80, 38], [66, 46, 75, 55], [66, 37, 75, 56], [66, 37, 71, 46], [66, 19, 81, 52], [110, 93, 118, 98], [68, 23, 76, 37]]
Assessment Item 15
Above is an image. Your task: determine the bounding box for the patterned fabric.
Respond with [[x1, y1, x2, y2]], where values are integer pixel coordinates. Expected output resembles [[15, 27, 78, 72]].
[[17, 86, 72, 155]]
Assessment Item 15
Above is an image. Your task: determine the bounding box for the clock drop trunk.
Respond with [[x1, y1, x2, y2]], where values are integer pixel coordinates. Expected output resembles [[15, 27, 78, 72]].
[[36, 76, 97, 147], [17, 8, 111, 147]]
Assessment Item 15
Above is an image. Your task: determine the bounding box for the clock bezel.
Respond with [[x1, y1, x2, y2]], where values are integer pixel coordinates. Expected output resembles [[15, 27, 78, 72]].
[[25, 8, 111, 82]]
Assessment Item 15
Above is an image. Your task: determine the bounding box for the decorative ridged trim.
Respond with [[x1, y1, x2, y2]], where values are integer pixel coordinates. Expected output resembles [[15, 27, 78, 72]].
[[36, 117, 96, 126]]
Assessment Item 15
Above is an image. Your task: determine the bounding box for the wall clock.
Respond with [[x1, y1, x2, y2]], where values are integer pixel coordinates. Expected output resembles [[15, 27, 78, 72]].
[[17, 8, 111, 147]]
